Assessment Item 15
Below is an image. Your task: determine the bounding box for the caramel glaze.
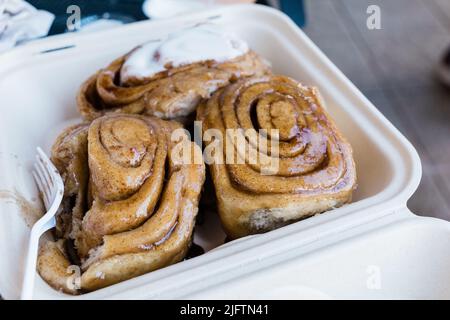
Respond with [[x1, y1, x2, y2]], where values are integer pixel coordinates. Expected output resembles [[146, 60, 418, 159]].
[[77, 50, 270, 122], [37, 114, 205, 293], [197, 75, 357, 239]]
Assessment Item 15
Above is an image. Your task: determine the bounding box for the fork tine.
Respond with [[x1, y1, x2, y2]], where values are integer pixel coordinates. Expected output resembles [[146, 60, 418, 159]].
[[34, 160, 53, 201], [23, 147, 63, 299], [34, 162, 51, 200], [37, 147, 56, 183], [32, 170, 49, 209], [35, 154, 53, 188]]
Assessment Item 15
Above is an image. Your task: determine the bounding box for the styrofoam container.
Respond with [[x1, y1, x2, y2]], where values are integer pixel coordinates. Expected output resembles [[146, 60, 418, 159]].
[[0, 4, 447, 299]]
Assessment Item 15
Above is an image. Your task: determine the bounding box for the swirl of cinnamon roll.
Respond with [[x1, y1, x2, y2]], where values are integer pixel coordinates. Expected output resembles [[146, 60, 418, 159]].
[[37, 114, 205, 293], [197, 75, 357, 239], [77, 24, 270, 123]]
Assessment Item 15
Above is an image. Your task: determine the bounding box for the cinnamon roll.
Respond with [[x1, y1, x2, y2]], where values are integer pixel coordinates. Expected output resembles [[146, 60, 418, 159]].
[[37, 114, 205, 293], [197, 75, 357, 239], [77, 24, 270, 123]]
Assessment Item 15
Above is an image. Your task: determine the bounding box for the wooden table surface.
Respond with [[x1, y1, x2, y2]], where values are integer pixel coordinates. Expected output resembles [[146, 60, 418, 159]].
[[303, 0, 450, 220]]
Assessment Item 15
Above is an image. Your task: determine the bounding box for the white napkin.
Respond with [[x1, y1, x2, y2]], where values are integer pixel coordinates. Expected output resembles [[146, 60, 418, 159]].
[[142, 0, 216, 19], [0, 0, 54, 53]]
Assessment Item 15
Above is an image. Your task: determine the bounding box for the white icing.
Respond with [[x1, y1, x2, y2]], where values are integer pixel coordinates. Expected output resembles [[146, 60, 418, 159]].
[[120, 24, 249, 84]]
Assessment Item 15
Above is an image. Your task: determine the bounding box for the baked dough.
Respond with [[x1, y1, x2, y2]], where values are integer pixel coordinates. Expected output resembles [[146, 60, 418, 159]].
[[197, 75, 357, 239], [37, 114, 205, 293], [77, 50, 270, 123]]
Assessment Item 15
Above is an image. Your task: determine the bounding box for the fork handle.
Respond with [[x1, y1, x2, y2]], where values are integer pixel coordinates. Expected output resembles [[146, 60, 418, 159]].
[[21, 218, 56, 300]]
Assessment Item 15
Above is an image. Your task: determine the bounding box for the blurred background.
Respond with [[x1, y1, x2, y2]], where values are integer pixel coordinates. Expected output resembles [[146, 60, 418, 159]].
[[11, 0, 450, 220], [301, 0, 450, 220]]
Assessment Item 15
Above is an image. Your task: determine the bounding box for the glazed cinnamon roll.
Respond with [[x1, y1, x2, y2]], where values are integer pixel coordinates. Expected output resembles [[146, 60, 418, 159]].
[[197, 75, 357, 239], [37, 114, 205, 293], [78, 24, 270, 123]]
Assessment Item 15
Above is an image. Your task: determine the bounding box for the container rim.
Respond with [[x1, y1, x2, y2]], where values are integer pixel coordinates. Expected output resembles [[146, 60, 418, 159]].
[[0, 4, 422, 299]]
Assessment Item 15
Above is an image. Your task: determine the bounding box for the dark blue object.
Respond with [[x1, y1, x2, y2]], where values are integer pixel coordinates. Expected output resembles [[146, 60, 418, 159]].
[[28, 0, 306, 35], [256, 0, 306, 27], [28, 0, 147, 35], [279, 0, 305, 27]]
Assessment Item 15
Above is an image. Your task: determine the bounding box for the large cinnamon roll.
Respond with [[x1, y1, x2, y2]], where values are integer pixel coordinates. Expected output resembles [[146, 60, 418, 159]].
[[197, 75, 357, 239], [37, 114, 205, 293], [78, 24, 270, 123]]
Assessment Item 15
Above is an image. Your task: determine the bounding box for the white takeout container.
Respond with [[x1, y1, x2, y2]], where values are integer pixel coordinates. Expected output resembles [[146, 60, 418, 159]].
[[1, 4, 449, 300]]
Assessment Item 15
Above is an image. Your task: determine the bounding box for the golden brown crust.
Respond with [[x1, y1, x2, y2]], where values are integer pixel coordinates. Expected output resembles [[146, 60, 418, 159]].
[[37, 240, 78, 295], [77, 50, 270, 122], [37, 114, 205, 293], [50, 123, 90, 240], [197, 75, 357, 239]]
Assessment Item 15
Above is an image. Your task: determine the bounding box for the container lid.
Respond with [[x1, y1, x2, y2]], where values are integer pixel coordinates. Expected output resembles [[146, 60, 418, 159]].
[[0, 4, 422, 299]]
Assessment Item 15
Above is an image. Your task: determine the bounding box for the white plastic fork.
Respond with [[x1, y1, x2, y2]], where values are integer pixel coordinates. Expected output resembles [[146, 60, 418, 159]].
[[21, 147, 64, 300]]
